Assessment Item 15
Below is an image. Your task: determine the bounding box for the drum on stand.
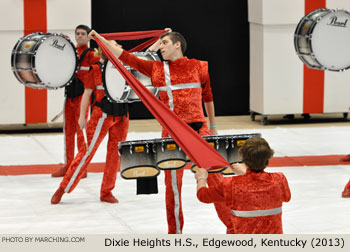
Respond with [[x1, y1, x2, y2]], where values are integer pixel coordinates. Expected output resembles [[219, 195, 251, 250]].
[[118, 139, 159, 179], [191, 135, 228, 173], [11, 32, 78, 89], [153, 138, 187, 170], [102, 51, 160, 103], [223, 133, 261, 175], [294, 8, 350, 71]]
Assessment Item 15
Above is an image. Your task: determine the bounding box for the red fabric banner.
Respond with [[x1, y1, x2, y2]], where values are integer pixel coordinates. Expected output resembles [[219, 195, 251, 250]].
[[101, 30, 164, 52], [100, 30, 165, 40], [95, 33, 231, 170]]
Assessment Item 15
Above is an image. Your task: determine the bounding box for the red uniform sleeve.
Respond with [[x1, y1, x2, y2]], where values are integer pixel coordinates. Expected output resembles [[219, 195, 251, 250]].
[[277, 172, 291, 202], [119, 50, 154, 78], [87, 51, 100, 65], [199, 61, 213, 102], [84, 64, 101, 90], [196, 182, 225, 203]]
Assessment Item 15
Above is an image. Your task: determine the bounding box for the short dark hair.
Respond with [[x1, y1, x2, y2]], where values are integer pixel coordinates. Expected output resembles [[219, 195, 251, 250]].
[[238, 137, 274, 172], [75, 24, 91, 34], [160, 32, 187, 54]]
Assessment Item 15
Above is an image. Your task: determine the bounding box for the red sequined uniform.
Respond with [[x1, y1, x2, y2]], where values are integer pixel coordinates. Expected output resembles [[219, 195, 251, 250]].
[[59, 63, 129, 200], [119, 51, 233, 234], [197, 169, 291, 234], [62, 45, 99, 172]]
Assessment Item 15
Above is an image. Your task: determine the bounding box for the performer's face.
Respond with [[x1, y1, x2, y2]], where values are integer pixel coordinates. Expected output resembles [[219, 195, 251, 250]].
[[75, 29, 89, 46], [160, 35, 180, 60]]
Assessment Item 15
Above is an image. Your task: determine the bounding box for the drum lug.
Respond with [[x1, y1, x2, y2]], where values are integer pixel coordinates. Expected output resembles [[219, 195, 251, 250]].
[[129, 145, 133, 155], [146, 143, 149, 154], [161, 141, 165, 152], [215, 139, 219, 150], [152, 143, 157, 153], [225, 139, 229, 149]]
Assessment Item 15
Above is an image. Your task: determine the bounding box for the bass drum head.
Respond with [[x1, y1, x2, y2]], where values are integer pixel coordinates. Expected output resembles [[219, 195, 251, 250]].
[[311, 10, 350, 71], [103, 59, 127, 102], [35, 35, 77, 88]]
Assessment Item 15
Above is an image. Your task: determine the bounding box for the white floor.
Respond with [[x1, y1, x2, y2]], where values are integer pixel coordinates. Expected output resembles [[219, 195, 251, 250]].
[[0, 126, 350, 234]]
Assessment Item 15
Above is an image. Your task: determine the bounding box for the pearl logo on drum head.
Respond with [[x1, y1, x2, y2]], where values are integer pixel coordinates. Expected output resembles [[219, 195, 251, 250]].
[[50, 39, 66, 50], [328, 16, 348, 27]]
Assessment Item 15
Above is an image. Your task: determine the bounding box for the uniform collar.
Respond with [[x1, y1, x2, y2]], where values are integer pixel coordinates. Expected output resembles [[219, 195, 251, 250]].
[[76, 44, 88, 52], [167, 56, 188, 65], [246, 168, 265, 175]]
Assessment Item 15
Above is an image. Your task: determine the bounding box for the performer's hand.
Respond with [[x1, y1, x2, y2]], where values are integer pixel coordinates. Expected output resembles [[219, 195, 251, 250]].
[[210, 127, 218, 136], [195, 168, 208, 181], [88, 30, 98, 40], [78, 116, 86, 130], [231, 163, 247, 175]]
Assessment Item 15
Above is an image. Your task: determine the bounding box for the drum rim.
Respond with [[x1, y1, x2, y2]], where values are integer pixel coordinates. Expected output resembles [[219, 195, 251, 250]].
[[102, 59, 130, 103], [152, 137, 175, 143], [118, 139, 157, 147], [190, 165, 227, 174], [120, 165, 160, 179], [294, 8, 331, 67], [11, 33, 40, 85]]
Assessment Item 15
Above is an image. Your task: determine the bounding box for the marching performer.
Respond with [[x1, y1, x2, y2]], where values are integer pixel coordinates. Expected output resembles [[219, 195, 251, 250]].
[[89, 30, 233, 234], [195, 137, 291, 234], [51, 25, 99, 178], [51, 42, 129, 204]]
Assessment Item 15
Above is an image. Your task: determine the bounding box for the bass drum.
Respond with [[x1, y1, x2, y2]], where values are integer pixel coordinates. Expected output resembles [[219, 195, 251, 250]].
[[102, 51, 160, 103], [294, 8, 350, 71], [11, 32, 78, 89]]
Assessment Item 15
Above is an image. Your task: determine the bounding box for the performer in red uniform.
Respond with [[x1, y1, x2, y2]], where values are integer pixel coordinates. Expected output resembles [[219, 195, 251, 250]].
[[195, 137, 291, 234], [51, 42, 129, 204], [51, 25, 99, 178], [89, 30, 233, 234]]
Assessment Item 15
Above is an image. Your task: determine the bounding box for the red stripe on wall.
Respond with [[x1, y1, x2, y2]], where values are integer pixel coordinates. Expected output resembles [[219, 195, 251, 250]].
[[303, 0, 326, 114], [23, 0, 47, 123]]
